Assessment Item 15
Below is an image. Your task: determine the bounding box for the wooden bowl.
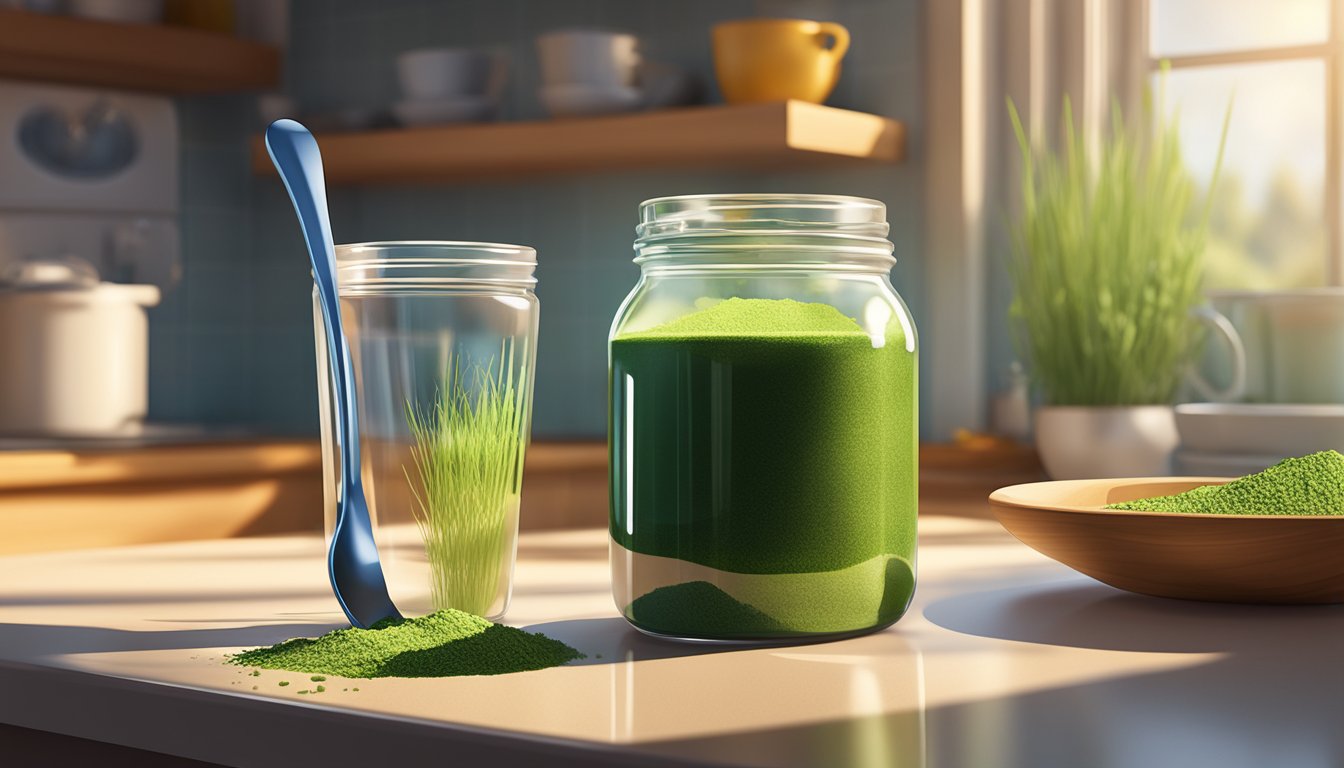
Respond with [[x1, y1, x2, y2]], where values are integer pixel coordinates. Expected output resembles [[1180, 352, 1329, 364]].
[[988, 478, 1344, 604]]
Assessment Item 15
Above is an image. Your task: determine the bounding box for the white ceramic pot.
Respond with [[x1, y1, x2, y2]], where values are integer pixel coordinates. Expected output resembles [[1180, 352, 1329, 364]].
[[1034, 405, 1179, 480], [0, 283, 159, 436]]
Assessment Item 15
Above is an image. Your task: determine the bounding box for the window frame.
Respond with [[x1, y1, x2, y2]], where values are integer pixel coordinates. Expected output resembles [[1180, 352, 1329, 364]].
[[1142, 0, 1344, 284]]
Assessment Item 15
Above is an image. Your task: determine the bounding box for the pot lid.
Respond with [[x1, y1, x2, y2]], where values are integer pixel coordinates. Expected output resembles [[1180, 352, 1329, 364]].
[[0, 256, 99, 291]]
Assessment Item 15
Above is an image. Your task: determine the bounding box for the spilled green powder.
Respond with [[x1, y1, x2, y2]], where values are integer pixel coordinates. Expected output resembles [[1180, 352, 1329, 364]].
[[229, 609, 582, 678], [1108, 451, 1344, 515]]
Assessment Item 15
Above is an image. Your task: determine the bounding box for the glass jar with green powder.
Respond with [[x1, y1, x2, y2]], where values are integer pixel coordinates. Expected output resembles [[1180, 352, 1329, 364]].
[[609, 194, 918, 643]]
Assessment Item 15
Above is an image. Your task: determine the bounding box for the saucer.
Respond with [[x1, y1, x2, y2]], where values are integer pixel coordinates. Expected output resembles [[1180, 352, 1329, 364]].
[[1175, 403, 1344, 456], [392, 97, 495, 127], [539, 83, 642, 118]]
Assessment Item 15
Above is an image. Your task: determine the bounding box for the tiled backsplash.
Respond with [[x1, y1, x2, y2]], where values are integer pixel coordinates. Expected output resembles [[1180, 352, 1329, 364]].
[[159, 0, 924, 438]]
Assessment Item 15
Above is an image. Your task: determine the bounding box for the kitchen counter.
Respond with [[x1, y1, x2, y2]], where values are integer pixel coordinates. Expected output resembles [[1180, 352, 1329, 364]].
[[0, 439, 607, 555], [4, 513, 1334, 767], [0, 438, 1036, 556]]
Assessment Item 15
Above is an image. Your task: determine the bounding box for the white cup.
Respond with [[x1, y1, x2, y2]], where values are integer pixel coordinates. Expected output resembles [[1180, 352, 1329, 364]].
[[1207, 289, 1344, 404], [397, 47, 501, 100], [536, 29, 641, 87]]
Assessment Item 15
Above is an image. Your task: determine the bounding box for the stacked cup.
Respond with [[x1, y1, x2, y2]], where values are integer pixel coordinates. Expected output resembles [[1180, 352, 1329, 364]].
[[536, 30, 645, 118], [1175, 290, 1344, 476], [394, 47, 505, 126]]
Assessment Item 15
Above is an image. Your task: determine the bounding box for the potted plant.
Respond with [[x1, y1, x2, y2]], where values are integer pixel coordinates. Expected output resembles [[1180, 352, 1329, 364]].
[[1008, 92, 1227, 479]]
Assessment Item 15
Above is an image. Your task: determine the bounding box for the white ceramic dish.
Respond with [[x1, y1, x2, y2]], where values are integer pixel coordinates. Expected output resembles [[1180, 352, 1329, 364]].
[[1173, 450, 1282, 478], [391, 97, 494, 126], [396, 48, 496, 100], [539, 83, 642, 118], [1175, 403, 1344, 456]]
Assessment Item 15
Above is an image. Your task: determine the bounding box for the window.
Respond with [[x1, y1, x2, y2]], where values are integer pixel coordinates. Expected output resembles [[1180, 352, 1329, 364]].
[[1149, 0, 1337, 288]]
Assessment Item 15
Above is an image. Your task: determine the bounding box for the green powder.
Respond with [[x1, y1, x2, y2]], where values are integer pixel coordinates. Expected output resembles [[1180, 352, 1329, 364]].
[[628, 582, 787, 637], [610, 298, 918, 639], [631, 297, 871, 337], [229, 609, 582, 678], [1107, 450, 1344, 515]]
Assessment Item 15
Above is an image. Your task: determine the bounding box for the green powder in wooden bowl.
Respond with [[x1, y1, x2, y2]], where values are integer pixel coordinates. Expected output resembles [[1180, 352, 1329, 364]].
[[228, 610, 582, 678], [1107, 450, 1344, 516]]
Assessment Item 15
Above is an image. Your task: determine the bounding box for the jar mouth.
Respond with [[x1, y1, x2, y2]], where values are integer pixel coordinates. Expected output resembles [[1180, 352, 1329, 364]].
[[634, 194, 895, 269], [334, 240, 537, 292]]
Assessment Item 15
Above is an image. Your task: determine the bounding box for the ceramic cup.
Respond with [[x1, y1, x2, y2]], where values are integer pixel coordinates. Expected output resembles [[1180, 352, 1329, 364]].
[[397, 47, 503, 100], [712, 18, 850, 104], [537, 29, 641, 87], [1206, 289, 1344, 404]]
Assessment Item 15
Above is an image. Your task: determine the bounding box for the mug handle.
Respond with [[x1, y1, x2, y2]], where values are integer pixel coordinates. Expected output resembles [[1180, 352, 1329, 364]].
[[1187, 305, 1247, 403], [815, 22, 851, 60]]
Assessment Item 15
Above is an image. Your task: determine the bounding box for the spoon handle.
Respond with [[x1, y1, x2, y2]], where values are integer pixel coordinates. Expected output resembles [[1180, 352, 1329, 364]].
[[264, 120, 362, 494], [266, 120, 399, 628]]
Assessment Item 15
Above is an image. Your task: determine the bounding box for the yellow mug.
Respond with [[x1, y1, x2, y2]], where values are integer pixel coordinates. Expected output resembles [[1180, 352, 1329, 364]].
[[712, 18, 851, 105]]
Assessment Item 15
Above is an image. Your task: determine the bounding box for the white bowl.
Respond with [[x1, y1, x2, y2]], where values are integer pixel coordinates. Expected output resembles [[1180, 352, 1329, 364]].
[[1173, 450, 1283, 478], [539, 83, 642, 118], [392, 97, 494, 127], [397, 48, 495, 100], [69, 0, 163, 23], [1175, 403, 1344, 456]]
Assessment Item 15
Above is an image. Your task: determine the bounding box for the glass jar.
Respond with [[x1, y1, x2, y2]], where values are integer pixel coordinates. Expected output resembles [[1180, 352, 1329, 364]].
[[315, 241, 539, 621], [608, 195, 918, 642]]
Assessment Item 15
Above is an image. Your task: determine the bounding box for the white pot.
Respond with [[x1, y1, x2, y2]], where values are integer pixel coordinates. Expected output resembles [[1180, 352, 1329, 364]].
[[0, 283, 159, 436], [1034, 405, 1178, 480]]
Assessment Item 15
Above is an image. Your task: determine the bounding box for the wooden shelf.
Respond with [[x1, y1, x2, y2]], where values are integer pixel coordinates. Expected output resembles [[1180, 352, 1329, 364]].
[[250, 101, 905, 184], [0, 8, 280, 93]]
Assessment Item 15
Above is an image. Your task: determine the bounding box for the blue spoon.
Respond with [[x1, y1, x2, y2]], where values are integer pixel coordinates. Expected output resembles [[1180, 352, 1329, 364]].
[[265, 119, 401, 629]]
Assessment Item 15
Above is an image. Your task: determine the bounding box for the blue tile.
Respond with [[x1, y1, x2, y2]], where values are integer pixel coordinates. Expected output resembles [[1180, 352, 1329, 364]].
[[181, 208, 249, 266], [180, 329, 255, 424], [168, 0, 931, 439], [183, 263, 255, 330]]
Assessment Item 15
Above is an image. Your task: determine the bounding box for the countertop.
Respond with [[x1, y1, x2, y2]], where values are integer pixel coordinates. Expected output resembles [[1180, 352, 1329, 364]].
[[0, 438, 1040, 556], [3, 514, 1334, 768]]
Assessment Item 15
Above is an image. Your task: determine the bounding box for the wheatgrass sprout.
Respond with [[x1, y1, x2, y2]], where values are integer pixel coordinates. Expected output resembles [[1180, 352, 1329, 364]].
[[1007, 83, 1230, 406], [404, 342, 529, 616]]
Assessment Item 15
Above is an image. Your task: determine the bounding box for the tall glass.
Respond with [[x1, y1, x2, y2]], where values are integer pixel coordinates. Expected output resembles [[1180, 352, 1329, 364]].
[[315, 241, 539, 620]]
